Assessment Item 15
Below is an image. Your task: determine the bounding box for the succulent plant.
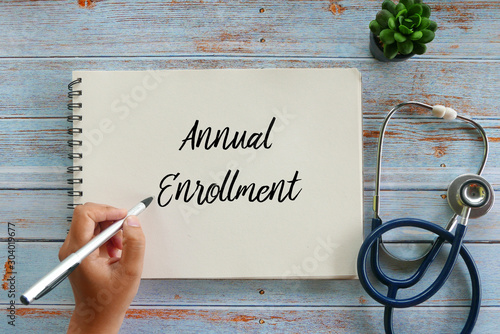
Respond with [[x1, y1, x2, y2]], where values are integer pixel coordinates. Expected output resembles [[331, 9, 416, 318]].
[[369, 0, 438, 59]]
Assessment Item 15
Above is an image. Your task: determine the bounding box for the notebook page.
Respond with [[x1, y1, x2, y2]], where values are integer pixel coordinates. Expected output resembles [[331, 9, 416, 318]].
[[71, 68, 363, 279]]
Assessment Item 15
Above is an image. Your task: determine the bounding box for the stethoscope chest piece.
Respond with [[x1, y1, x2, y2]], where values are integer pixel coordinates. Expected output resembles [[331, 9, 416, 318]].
[[447, 174, 495, 219]]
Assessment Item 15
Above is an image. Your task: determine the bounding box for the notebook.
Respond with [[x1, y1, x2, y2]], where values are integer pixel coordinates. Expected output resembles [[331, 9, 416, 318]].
[[68, 68, 363, 279]]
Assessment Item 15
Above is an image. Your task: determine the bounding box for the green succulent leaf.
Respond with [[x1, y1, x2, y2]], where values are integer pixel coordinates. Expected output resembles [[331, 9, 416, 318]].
[[400, 0, 414, 9], [418, 29, 435, 43], [413, 42, 427, 55], [417, 17, 431, 30], [428, 20, 438, 32], [407, 4, 423, 16], [395, 3, 406, 13], [414, 0, 423, 4], [376, 9, 394, 29], [388, 17, 397, 31], [403, 18, 414, 29], [399, 25, 413, 35], [369, 20, 382, 35], [421, 4, 431, 18], [410, 30, 423, 40], [409, 14, 421, 27], [398, 15, 405, 26], [384, 42, 399, 59], [396, 9, 407, 19], [397, 39, 414, 55], [380, 29, 396, 44], [382, 0, 397, 15], [394, 32, 407, 43]]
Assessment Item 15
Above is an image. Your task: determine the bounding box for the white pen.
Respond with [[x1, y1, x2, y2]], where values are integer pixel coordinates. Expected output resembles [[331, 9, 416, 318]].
[[20, 197, 153, 305]]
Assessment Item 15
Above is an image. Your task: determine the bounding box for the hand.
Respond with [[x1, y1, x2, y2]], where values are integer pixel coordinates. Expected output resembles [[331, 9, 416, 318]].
[[59, 203, 146, 334]]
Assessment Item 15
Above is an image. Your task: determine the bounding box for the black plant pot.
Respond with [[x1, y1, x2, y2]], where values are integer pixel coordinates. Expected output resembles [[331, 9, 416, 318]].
[[369, 32, 414, 62]]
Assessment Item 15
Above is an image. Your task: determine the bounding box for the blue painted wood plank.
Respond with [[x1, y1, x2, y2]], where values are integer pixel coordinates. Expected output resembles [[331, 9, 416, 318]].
[[0, 191, 69, 239], [1, 306, 498, 333], [2, 242, 498, 307], [1, 1, 499, 59], [0, 58, 498, 118], [0, 167, 67, 189]]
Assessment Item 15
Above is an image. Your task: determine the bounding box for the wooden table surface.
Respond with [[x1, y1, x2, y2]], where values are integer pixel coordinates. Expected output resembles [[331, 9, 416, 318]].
[[1, 1, 499, 333]]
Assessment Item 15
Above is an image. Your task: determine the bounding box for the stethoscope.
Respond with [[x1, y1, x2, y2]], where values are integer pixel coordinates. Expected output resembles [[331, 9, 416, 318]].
[[357, 102, 495, 334]]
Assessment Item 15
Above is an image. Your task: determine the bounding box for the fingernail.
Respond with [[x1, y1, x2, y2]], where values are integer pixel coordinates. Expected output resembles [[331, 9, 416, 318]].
[[126, 216, 141, 227]]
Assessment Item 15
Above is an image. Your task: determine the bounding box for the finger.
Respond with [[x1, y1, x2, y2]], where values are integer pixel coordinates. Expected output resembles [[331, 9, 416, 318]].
[[96, 221, 123, 249], [107, 241, 122, 258], [118, 216, 146, 279], [95, 222, 123, 259], [97, 243, 109, 259], [100, 223, 123, 257], [91, 223, 116, 259], [80, 202, 128, 225], [68, 203, 127, 249], [94, 224, 101, 236], [58, 239, 69, 261], [98, 220, 114, 233], [110, 230, 123, 250]]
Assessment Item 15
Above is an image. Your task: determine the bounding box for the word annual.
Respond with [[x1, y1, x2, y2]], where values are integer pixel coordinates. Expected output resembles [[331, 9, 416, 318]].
[[179, 117, 276, 151]]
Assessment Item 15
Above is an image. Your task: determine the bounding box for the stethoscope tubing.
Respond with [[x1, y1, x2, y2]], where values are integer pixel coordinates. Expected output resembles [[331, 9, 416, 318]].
[[382, 237, 481, 334], [362, 102, 485, 333], [357, 218, 481, 333], [369, 218, 445, 289], [359, 218, 466, 308]]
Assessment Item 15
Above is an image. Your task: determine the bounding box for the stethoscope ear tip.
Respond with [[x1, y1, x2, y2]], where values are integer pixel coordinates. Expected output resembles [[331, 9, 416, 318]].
[[432, 105, 457, 120]]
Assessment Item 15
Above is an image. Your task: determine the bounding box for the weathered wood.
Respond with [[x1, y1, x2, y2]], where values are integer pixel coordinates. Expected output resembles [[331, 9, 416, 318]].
[[0, 167, 67, 189], [1, 242, 498, 307], [1, 306, 498, 333], [0, 58, 498, 118], [0, 191, 69, 239], [1, 1, 498, 59]]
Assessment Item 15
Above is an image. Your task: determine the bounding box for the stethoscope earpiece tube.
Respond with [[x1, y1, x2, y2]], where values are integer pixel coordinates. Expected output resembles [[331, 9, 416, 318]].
[[373, 102, 490, 228]]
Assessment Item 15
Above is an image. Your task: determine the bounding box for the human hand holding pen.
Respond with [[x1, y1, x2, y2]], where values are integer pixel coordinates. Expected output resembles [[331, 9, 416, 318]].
[[60, 203, 146, 334]]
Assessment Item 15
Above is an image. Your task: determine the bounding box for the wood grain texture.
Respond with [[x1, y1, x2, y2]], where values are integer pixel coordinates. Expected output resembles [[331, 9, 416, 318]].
[[1, 1, 499, 59], [1, 306, 499, 333], [0, 59, 498, 118]]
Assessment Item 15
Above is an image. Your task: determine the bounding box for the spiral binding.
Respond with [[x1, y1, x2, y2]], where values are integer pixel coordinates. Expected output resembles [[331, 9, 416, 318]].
[[67, 78, 83, 221]]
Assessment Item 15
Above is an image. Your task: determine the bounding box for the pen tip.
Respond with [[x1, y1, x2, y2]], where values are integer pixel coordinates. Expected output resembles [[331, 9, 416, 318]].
[[141, 196, 154, 208], [20, 295, 30, 305]]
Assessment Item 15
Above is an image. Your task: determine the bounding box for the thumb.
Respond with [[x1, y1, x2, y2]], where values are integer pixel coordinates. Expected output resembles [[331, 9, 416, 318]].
[[119, 215, 146, 279]]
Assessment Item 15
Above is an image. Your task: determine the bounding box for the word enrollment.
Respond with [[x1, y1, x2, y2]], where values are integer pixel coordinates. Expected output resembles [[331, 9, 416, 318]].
[[157, 117, 303, 207]]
